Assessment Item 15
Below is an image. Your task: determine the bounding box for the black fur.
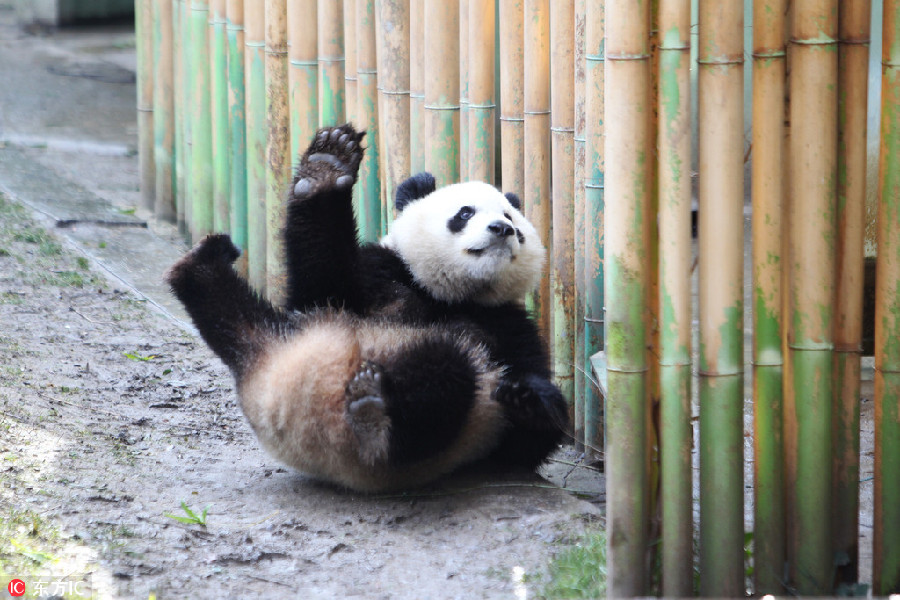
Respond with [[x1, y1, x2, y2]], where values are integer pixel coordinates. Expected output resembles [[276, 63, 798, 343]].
[[394, 171, 436, 211]]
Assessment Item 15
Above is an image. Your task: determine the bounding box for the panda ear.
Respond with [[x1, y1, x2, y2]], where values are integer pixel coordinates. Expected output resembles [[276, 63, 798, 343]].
[[395, 172, 437, 212], [504, 192, 522, 211]]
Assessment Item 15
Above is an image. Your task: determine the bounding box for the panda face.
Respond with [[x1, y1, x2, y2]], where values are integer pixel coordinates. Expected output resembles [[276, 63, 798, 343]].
[[382, 181, 545, 305]]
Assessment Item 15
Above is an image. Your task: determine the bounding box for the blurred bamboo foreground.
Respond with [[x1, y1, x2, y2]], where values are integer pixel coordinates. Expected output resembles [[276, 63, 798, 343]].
[[136, 0, 900, 594]]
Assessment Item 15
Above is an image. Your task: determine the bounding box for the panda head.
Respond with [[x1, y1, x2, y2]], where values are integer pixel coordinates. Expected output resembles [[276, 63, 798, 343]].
[[381, 172, 545, 306]]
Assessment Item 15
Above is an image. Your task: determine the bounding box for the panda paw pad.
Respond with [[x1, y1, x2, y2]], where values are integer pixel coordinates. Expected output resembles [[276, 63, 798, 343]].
[[291, 124, 365, 201], [346, 361, 390, 464]]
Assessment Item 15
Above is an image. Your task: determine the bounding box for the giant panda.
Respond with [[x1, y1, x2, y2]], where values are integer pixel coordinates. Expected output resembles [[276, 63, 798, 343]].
[[166, 123, 568, 492]]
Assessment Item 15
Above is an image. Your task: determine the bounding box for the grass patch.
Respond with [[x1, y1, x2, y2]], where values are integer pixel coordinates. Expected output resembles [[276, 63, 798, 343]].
[[164, 501, 209, 527], [539, 530, 607, 599]]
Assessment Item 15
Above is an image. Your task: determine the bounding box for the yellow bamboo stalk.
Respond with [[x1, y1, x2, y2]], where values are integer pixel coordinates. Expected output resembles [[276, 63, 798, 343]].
[[265, 0, 289, 303], [287, 0, 317, 160], [751, 0, 787, 594], [245, 0, 267, 292], [409, 0, 425, 172], [343, 0, 358, 126], [318, 0, 345, 125], [459, 0, 469, 181], [523, 0, 550, 336], [211, 0, 230, 233], [697, 1, 745, 596], [572, 0, 587, 450], [833, 0, 870, 586], [550, 0, 575, 415], [137, 0, 156, 213], [657, 0, 692, 594], [153, 0, 176, 221], [357, 0, 381, 240], [604, 0, 651, 594], [174, 0, 186, 231], [467, 0, 495, 184], [499, 0, 524, 194], [374, 0, 410, 225], [423, 0, 460, 185]]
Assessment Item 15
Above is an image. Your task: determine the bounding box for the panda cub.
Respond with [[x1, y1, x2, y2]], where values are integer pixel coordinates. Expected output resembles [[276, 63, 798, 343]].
[[166, 123, 568, 492]]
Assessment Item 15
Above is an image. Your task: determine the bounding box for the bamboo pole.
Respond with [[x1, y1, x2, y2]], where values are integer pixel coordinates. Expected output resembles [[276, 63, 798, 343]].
[[245, 0, 267, 292], [583, 0, 604, 459], [227, 0, 248, 276], [788, 1, 838, 594], [343, 0, 358, 126], [523, 0, 551, 338], [573, 0, 586, 451], [374, 0, 410, 226], [697, 1, 744, 596], [834, 0, 870, 587], [550, 0, 575, 417], [190, 0, 214, 240], [265, 0, 289, 303], [318, 0, 345, 126], [175, 0, 188, 232], [137, 0, 156, 214], [409, 0, 425, 173], [423, 0, 460, 185], [499, 0, 524, 194], [287, 1, 317, 161], [153, 0, 176, 222], [459, 0, 469, 181], [751, 0, 787, 593], [657, 0, 692, 594], [357, 0, 381, 240], [874, 0, 900, 592], [182, 0, 194, 235], [211, 0, 230, 233], [604, 0, 650, 594], [467, 0, 495, 184]]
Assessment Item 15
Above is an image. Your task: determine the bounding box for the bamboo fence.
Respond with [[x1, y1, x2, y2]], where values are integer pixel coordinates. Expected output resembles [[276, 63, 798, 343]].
[[139, 0, 900, 594]]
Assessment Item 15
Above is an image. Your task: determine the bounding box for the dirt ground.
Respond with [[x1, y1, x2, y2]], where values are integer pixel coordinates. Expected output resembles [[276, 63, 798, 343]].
[[0, 192, 604, 599]]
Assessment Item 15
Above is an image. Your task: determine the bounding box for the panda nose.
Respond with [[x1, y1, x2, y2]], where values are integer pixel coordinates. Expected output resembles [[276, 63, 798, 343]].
[[488, 221, 515, 238]]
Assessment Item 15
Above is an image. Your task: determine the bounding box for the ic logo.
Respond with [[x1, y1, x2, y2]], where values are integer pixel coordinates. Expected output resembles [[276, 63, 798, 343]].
[[7, 579, 26, 597]]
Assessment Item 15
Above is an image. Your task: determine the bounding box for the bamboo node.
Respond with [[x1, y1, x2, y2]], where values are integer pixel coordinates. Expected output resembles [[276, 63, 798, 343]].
[[750, 359, 784, 367], [697, 369, 743, 377], [468, 103, 497, 109], [606, 365, 649, 374], [499, 116, 525, 122], [550, 126, 575, 134], [659, 44, 691, 52], [787, 342, 835, 351], [377, 88, 412, 96], [790, 36, 838, 47], [524, 110, 551, 116], [245, 41, 265, 48], [606, 52, 651, 61], [696, 57, 744, 66], [424, 105, 461, 111], [751, 50, 787, 59], [289, 59, 317, 67]]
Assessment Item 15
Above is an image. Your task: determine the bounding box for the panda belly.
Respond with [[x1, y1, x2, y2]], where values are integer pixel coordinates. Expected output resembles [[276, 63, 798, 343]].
[[237, 313, 506, 492]]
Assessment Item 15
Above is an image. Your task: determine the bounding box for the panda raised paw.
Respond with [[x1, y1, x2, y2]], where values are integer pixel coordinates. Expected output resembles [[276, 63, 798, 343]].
[[345, 361, 391, 465], [165, 233, 240, 286], [291, 124, 366, 201]]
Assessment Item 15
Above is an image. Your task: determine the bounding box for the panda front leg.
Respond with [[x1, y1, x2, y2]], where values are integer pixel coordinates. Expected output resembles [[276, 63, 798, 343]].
[[491, 375, 570, 469], [165, 234, 293, 380], [284, 124, 366, 312]]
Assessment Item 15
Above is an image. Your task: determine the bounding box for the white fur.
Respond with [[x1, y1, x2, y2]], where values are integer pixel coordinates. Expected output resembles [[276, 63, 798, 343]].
[[381, 181, 545, 305]]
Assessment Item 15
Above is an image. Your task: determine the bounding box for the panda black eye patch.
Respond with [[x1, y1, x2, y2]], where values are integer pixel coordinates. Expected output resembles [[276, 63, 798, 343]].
[[447, 206, 476, 233]]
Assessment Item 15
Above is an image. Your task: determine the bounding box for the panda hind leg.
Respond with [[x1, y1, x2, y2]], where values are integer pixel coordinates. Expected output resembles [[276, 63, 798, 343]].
[[345, 361, 391, 466]]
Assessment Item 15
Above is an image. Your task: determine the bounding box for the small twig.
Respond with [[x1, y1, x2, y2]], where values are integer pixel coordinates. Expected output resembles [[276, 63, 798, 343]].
[[69, 307, 115, 325]]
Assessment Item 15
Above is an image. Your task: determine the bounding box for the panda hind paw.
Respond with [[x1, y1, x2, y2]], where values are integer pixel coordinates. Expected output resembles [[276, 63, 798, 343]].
[[292, 124, 366, 200], [345, 361, 391, 465]]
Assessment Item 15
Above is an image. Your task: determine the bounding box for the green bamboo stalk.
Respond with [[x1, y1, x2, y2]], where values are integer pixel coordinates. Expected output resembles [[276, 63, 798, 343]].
[[245, 0, 267, 293], [834, 0, 870, 586], [409, 0, 425, 173], [550, 0, 575, 417], [265, 0, 290, 303], [227, 0, 248, 276], [318, 0, 345, 126], [874, 0, 900, 592], [604, 0, 650, 594], [174, 0, 187, 232], [751, 0, 786, 593], [572, 0, 586, 451], [697, 0, 745, 595], [374, 0, 410, 228], [211, 0, 230, 233], [343, 0, 358, 128], [137, 0, 156, 213], [153, 0, 176, 222], [583, 0, 604, 459], [182, 0, 193, 235], [788, 0, 838, 593], [459, 0, 469, 181], [466, 0, 495, 184], [287, 0, 317, 162], [357, 0, 381, 241], [657, 0, 692, 594], [190, 0, 214, 241], [423, 0, 459, 185]]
